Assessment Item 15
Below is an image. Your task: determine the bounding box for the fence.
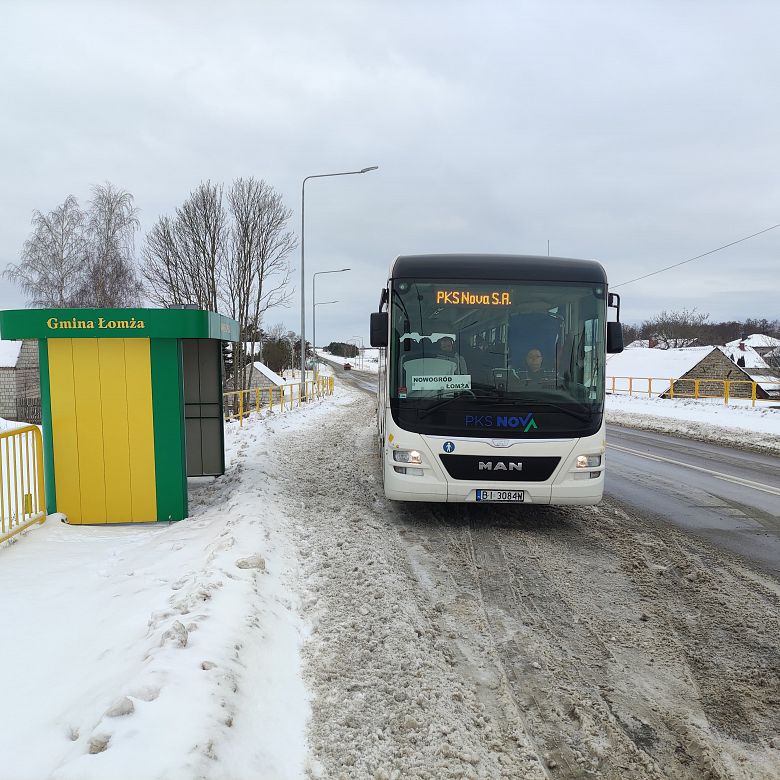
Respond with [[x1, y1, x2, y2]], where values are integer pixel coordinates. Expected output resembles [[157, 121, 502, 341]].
[[224, 376, 335, 425], [606, 376, 772, 406], [0, 424, 46, 545], [15, 397, 41, 425]]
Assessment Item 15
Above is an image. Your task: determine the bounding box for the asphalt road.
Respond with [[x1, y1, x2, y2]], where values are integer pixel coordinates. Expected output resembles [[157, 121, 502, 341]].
[[606, 425, 780, 577]]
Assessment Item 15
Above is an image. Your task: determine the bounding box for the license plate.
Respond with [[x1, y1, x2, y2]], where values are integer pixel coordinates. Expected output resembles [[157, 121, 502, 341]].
[[476, 489, 524, 502]]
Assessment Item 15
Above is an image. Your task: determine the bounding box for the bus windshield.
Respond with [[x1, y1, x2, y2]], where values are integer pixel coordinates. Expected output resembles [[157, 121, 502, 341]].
[[389, 279, 606, 437]]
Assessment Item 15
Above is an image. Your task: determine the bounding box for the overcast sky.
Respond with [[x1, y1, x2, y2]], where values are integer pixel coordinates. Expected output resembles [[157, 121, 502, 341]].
[[1, 0, 778, 344]]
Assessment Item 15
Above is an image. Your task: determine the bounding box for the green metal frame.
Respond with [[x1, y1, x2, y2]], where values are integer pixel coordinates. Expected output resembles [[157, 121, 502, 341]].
[[150, 339, 188, 521], [38, 340, 57, 514], [0, 308, 240, 342]]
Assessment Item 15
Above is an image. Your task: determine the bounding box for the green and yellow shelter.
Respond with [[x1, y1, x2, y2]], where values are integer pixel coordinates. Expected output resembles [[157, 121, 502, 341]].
[[0, 308, 239, 524]]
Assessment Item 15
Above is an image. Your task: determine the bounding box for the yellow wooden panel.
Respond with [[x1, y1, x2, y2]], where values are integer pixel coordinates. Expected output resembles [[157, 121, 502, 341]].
[[72, 339, 107, 523], [98, 339, 133, 523], [124, 339, 157, 522], [48, 339, 82, 523]]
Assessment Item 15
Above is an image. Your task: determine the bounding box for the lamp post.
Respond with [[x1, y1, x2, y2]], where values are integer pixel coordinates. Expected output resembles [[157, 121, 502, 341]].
[[300, 166, 378, 399], [349, 335, 364, 370], [313, 299, 339, 377], [313, 267, 350, 374]]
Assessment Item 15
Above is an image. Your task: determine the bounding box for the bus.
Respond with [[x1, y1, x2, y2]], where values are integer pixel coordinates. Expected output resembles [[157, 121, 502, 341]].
[[369, 254, 624, 505]]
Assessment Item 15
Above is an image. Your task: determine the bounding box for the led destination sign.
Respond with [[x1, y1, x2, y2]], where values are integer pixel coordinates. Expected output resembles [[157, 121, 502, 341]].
[[436, 290, 512, 305]]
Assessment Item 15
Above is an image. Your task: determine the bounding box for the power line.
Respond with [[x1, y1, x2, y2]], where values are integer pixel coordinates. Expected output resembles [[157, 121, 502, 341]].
[[612, 223, 780, 289]]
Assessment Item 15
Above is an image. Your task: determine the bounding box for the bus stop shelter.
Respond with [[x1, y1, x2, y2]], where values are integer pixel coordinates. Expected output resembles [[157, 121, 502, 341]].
[[0, 308, 239, 524]]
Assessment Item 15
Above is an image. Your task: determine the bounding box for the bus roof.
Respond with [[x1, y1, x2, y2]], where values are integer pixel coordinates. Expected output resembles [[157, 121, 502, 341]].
[[390, 254, 607, 284]]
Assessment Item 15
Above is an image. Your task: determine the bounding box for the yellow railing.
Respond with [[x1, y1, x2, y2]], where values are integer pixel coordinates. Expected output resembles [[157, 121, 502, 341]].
[[0, 425, 46, 545], [606, 376, 774, 407], [224, 376, 335, 426]]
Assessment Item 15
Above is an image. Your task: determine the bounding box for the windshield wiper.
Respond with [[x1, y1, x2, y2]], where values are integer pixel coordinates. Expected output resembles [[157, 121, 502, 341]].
[[416, 394, 472, 419], [532, 401, 594, 423]]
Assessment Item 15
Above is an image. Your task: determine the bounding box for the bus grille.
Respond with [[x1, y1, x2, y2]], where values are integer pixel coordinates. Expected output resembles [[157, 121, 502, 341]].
[[439, 454, 560, 481]]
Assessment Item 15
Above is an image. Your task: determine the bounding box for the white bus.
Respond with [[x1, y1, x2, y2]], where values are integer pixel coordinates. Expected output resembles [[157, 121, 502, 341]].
[[369, 254, 624, 505]]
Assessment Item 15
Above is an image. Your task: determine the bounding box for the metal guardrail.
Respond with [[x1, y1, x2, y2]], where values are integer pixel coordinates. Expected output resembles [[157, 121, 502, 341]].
[[0, 425, 46, 545], [606, 376, 778, 407], [224, 376, 335, 426]]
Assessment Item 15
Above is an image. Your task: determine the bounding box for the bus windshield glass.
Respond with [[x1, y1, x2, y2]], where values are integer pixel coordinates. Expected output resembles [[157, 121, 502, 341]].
[[389, 279, 606, 437]]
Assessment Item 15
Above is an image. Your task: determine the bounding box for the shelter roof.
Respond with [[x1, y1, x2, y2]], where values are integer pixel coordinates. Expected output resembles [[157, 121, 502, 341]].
[[0, 308, 240, 341]]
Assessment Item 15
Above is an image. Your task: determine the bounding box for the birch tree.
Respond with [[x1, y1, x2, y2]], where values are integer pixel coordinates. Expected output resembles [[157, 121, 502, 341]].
[[5, 184, 144, 308], [75, 182, 143, 307], [4, 195, 87, 307]]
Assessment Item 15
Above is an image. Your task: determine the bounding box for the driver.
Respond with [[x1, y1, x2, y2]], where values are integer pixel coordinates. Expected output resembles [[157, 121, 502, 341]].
[[525, 348, 544, 375]]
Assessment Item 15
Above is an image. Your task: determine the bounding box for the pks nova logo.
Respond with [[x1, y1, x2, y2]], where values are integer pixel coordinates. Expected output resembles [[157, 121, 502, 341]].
[[464, 413, 538, 433]]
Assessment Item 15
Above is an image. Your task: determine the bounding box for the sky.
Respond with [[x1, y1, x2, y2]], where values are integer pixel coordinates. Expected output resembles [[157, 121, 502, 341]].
[[1, 0, 778, 345]]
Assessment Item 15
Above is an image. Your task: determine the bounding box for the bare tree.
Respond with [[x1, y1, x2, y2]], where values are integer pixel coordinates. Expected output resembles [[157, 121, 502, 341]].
[[142, 177, 296, 391], [222, 178, 296, 391], [74, 182, 143, 307], [641, 308, 710, 349], [142, 182, 226, 312], [4, 195, 87, 307]]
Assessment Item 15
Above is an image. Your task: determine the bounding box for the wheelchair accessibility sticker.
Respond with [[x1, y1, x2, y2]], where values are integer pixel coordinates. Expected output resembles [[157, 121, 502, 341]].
[[443, 441, 455, 453]]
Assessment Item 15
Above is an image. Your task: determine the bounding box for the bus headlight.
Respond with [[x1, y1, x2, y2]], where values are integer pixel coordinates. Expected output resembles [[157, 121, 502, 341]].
[[576, 454, 602, 469], [393, 449, 423, 465]]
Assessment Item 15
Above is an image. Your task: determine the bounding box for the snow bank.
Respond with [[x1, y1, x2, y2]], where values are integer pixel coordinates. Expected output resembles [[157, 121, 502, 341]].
[[606, 394, 780, 454], [0, 405, 324, 779]]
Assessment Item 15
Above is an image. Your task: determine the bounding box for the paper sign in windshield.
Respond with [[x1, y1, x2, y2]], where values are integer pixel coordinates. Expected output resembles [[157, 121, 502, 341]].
[[411, 374, 472, 391]]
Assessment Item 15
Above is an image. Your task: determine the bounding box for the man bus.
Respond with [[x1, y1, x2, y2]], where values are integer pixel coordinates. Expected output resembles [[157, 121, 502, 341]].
[[369, 254, 624, 505]]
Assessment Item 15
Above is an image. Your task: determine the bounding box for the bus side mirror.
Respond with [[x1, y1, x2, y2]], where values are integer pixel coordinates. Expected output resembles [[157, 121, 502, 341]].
[[370, 311, 388, 347], [607, 322, 624, 353]]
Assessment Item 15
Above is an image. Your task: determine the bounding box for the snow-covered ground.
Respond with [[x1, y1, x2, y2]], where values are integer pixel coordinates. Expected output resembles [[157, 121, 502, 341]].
[[606, 393, 780, 454], [1, 380, 778, 778], [0, 405, 326, 780], [316, 348, 380, 373]]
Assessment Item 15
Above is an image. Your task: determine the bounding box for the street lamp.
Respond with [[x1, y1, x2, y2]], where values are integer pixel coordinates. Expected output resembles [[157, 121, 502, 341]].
[[312, 267, 350, 373], [300, 166, 378, 398], [313, 298, 339, 376], [349, 335, 364, 370]]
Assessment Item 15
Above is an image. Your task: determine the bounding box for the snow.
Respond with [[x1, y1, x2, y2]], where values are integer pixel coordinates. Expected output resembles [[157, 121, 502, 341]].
[[0, 339, 22, 367], [2, 376, 779, 778], [607, 346, 717, 385], [606, 345, 758, 395], [316, 347, 380, 374], [0, 404, 322, 780], [251, 361, 285, 386], [725, 333, 780, 348], [606, 394, 780, 454], [720, 343, 771, 370]]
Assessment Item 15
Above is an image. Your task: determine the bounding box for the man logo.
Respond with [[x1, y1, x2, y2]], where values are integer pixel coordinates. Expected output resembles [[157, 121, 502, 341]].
[[479, 461, 523, 471]]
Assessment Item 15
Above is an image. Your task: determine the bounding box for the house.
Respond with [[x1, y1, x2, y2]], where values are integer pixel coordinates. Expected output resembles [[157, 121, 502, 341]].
[[624, 338, 663, 349], [15, 340, 40, 420], [725, 333, 780, 358], [721, 343, 780, 398], [247, 361, 286, 391], [0, 341, 22, 419], [606, 346, 772, 400]]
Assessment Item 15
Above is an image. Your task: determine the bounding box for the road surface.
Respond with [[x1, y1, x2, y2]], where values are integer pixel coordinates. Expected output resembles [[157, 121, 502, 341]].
[[607, 426, 780, 577], [287, 375, 780, 777]]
